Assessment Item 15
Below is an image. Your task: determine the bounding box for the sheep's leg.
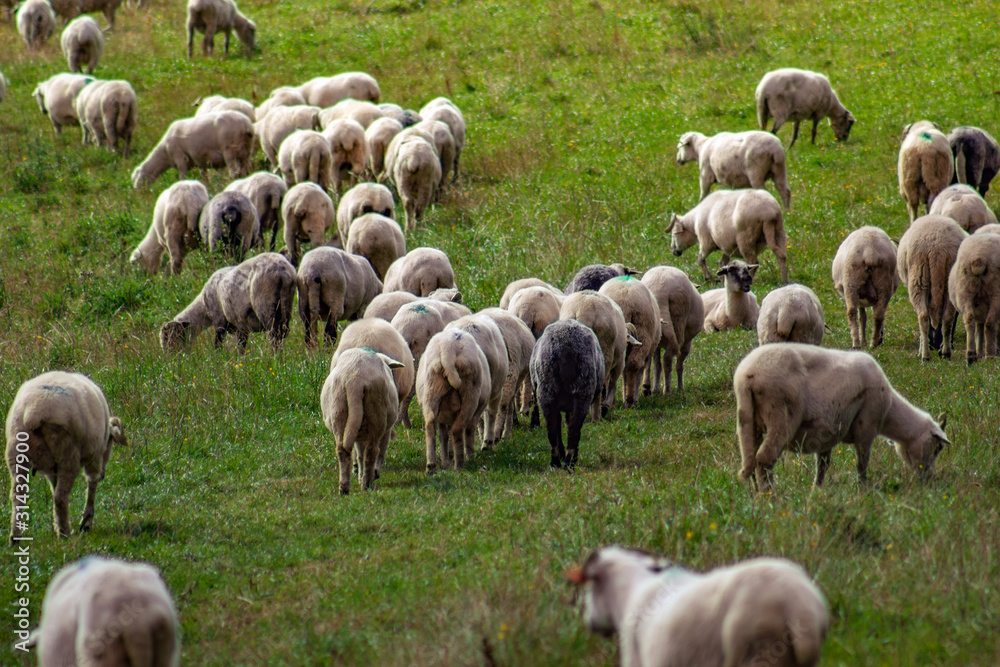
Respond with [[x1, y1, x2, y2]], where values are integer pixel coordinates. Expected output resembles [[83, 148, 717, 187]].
[[965, 312, 979, 364], [52, 461, 80, 537], [187, 24, 195, 59], [544, 408, 565, 468], [810, 118, 819, 144], [166, 236, 185, 276], [845, 298, 861, 349], [872, 300, 888, 349], [986, 320, 998, 359], [359, 443, 377, 490], [565, 409, 586, 471], [452, 151, 460, 183], [676, 345, 689, 392], [753, 409, 793, 493], [698, 170, 715, 202], [696, 250, 713, 283], [859, 307, 868, 348], [762, 223, 789, 283], [814, 451, 832, 486], [439, 425, 452, 468], [70, 53, 80, 73], [375, 431, 391, 480], [235, 329, 250, 352], [789, 121, 801, 148], [917, 310, 931, 361], [423, 417, 438, 474], [337, 444, 352, 495], [450, 424, 466, 470], [481, 410, 495, 449], [399, 389, 414, 428], [79, 471, 101, 532], [202, 21, 216, 56], [853, 440, 873, 485], [644, 349, 658, 395], [323, 315, 338, 347], [224, 29, 230, 56]]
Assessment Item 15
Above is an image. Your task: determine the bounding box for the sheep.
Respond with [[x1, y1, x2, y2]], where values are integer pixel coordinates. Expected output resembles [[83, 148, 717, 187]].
[[948, 232, 1000, 364], [478, 307, 535, 440], [831, 226, 899, 349], [364, 289, 465, 322], [366, 116, 404, 179], [735, 343, 950, 491], [974, 223, 1000, 236], [159, 252, 296, 351], [677, 130, 792, 210], [445, 314, 509, 448], [297, 72, 381, 108], [383, 247, 456, 296], [74, 79, 139, 158], [898, 120, 952, 222], [336, 182, 395, 244], [948, 125, 1000, 196], [756, 284, 825, 346], [49, 0, 121, 30], [61, 16, 104, 74], [322, 348, 401, 494], [198, 190, 259, 261], [414, 119, 456, 191], [194, 94, 255, 122], [364, 290, 419, 321], [598, 276, 661, 408], [17, 0, 57, 49], [378, 103, 421, 128], [700, 261, 760, 332], [755, 68, 855, 147], [6, 371, 127, 542], [32, 73, 94, 135], [896, 215, 966, 360], [530, 319, 605, 469], [389, 134, 442, 230], [564, 263, 641, 295], [31, 557, 180, 667], [255, 104, 322, 169], [225, 171, 288, 251], [297, 246, 382, 347], [346, 213, 406, 280], [668, 188, 789, 283], [186, 0, 256, 58], [130, 180, 210, 275], [132, 111, 254, 188], [322, 118, 368, 196], [281, 182, 336, 266], [318, 98, 384, 129], [420, 97, 466, 182], [254, 86, 307, 122], [569, 546, 829, 667], [382, 125, 435, 178], [506, 285, 564, 340], [927, 183, 997, 233], [278, 128, 333, 190], [499, 277, 563, 309], [391, 302, 446, 428], [421, 296, 472, 324], [640, 266, 704, 394]]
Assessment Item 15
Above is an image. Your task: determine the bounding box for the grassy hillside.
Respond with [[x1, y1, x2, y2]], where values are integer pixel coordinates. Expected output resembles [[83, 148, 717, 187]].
[[1, 0, 999, 664]]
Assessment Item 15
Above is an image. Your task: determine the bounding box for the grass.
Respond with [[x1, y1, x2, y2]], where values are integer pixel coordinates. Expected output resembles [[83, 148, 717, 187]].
[[2, 0, 1000, 664]]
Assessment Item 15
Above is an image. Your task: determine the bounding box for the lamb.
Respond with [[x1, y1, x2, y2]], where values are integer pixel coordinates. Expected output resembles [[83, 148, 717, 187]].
[[30, 557, 180, 667], [569, 546, 829, 667], [530, 318, 605, 469], [499, 277, 563, 309], [346, 213, 406, 280], [927, 183, 997, 233], [948, 125, 1000, 196], [297, 246, 382, 347], [281, 182, 336, 266], [6, 371, 127, 542], [755, 68, 855, 147], [322, 118, 368, 196], [32, 73, 95, 135], [734, 343, 950, 491], [61, 16, 104, 74], [420, 97, 466, 182], [132, 111, 254, 188], [506, 285, 564, 339], [159, 252, 296, 351], [478, 307, 535, 440], [130, 180, 210, 275], [383, 247, 456, 296], [255, 104, 322, 169], [640, 266, 704, 394], [198, 190, 259, 261], [598, 276, 661, 407], [296, 72, 380, 108], [898, 120, 952, 222], [194, 94, 255, 121], [564, 263, 640, 295], [445, 315, 509, 449], [278, 129, 333, 190], [668, 188, 789, 283], [391, 302, 446, 427], [254, 86, 307, 122], [17, 0, 57, 49], [224, 171, 287, 251], [365, 116, 403, 179], [948, 232, 1000, 364], [186, 0, 256, 58], [389, 134, 442, 230], [756, 284, 825, 346], [318, 98, 384, 129], [676, 130, 792, 210], [700, 261, 759, 332], [49, 0, 122, 30], [336, 182, 395, 244], [414, 119, 456, 191], [896, 215, 966, 360], [321, 348, 401, 494], [378, 103, 421, 128], [74, 79, 139, 158], [831, 226, 899, 349]]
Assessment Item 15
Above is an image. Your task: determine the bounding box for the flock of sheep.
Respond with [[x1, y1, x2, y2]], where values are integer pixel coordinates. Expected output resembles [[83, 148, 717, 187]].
[[2, 0, 997, 662]]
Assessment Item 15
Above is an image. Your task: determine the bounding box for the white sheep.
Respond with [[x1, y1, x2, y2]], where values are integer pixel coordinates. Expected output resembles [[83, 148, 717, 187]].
[[365, 116, 404, 179], [755, 68, 855, 146], [297, 72, 381, 108], [974, 223, 1000, 236], [365, 291, 419, 321], [297, 246, 382, 347], [32, 73, 95, 135], [49, 0, 122, 29], [499, 277, 563, 309], [383, 247, 456, 296], [420, 97, 466, 182], [570, 546, 829, 667], [382, 125, 435, 178], [948, 232, 1000, 364], [255, 104, 322, 169], [254, 86, 307, 123], [927, 183, 997, 233], [61, 16, 104, 74], [756, 283, 825, 346], [278, 128, 333, 190], [831, 226, 899, 349], [17, 0, 57, 49], [322, 118, 367, 196], [194, 94, 255, 121], [336, 182, 395, 244], [898, 120, 952, 222], [700, 260, 760, 332], [225, 171, 288, 251], [390, 135, 442, 230], [735, 343, 950, 491], [132, 111, 254, 188], [948, 125, 1000, 197], [598, 276, 661, 407], [896, 215, 966, 360], [414, 118, 456, 192], [318, 98, 384, 129], [391, 302, 446, 428], [130, 180, 210, 275], [677, 130, 792, 210], [186, 0, 256, 58], [478, 307, 535, 441], [281, 181, 336, 266], [364, 289, 467, 322], [378, 102, 421, 127], [31, 557, 179, 667], [74, 79, 139, 158], [6, 371, 127, 542], [506, 285, 564, 340], [346, 212, 406, 280], [640, 266, 703, 394], [445, 314, 509, 449], [199, 190, 259, 261]]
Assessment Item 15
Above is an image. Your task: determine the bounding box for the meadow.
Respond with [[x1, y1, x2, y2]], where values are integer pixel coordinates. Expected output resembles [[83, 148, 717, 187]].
[[1, 0, 999, 664]]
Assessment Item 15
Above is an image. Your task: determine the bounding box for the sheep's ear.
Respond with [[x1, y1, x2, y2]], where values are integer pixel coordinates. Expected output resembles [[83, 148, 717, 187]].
[[624, 266, 641, 277], [192, 96, 203, 107], [716, 266, 729, 277], [109, 417, 128, 447], [666, 214, 678, 232], [847, 111, 856, 124], [376, 352, 404, 369], [748, 264, 759, 276], [900, 123, 912, 142], [936, 412, 947, 431]]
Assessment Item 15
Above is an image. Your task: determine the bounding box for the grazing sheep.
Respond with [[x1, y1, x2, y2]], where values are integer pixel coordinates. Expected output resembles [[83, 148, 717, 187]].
[[159, 253, 296, 351], [17, 0, 57, 49], [389, 135, 442, 230], [132, 111, 255, 188], [323, 118, 368, 196], [74, 79, 139, 158], [297, 246, 382, 347], [32, 557, 180, 667], [225, 171, 287, 251], [756, 284, 825, 346], [640, 266, 704, 394], [421, 296, 472, 324], [255, 104, 322, 169], [332, 318, 415, 429], [569, 546, 829, 667], [669, 188, 789, 283], [831, 226, 899, 349], [478, 307, 535, 440], [130, 180, 210, 275], [254, 86, 307, 123], [701, 261, 760, 332], [346, 213, 406, 280], [198, 190, 259, 261], [677, 130, 792, 210], [564, 263, 640, 295], [735, 343, 950, 491], [186, 0, 256, 58], [598, 276, 661, 407], [948, 232, 1000, 364], [755, 68, 855, 146], [927, 183, 997, 233], [319, 98, 384, 129], [336, 182, 395, 244], [391, 302, 446, 427], [32, 72, 94, 135], [49, 0, 121, 29], [364, 290, 419, 321], [378, 103, 421, 128], [6, 371, 126, 542], [365, 116, 403, 179], [194, 94, 255, 121], [297, 72, 381, 108], [948, 125, 1000, 196], [364, 289, 465, 322], [382, 126, 435, 178], [281, 182, 336, 266], [974, 223, 1000, 236], [278, 128, 333, 190], [898, 120, 952, 222], [414, 119, 457, 191], [446, 315, 509, 448], [383, 247, 456, 296], [499, 277, 563, 309], [530, 319, 605, 469], [61, 16, 104, 74], [507, 285, 564, 339], [896, 215, 966, 360], [420, 97, 466, 182]]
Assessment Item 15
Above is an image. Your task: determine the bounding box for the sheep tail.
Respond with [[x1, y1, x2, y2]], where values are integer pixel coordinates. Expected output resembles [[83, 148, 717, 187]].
[[952, 136, 966, 185], [308, 151, 321, 185], [659, 316, 680, 357], [928, 254, 949, 329], [308, 276, 322, 334], [441, 333, 463, 389], [756, 94, 769, 131], [341, 384, 365, 458], [773, 302, 799, 341]]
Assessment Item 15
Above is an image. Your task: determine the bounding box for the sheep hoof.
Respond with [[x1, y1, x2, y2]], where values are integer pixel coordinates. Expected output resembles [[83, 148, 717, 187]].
[[967, 354, 978, 366], [601, 405, 609, 419], [425, 464, 437, 476], [641, 385, 651, 397]]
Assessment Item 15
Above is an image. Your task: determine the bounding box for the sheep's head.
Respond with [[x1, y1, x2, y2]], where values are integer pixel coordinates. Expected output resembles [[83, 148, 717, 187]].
[[32, 84, 47, 115], [238, 18, 257, 53], [894, 414, 949, 481], [832, 110, 856, 142], [667, 214, 696, 257], [718, 261, 758, 292], [159, 320, 190, 352], [108, 416, 128, 448], [675, 132, 699, 165], [131, 164, 151, 189]]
